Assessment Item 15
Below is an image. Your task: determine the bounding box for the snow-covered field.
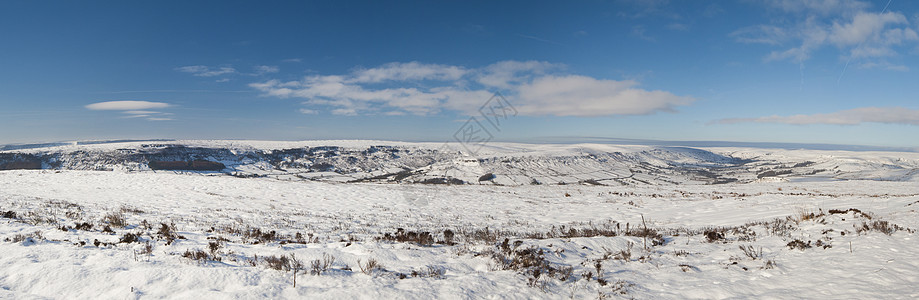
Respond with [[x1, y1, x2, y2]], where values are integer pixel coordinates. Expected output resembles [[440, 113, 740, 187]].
[[1, 141, 918, 299]]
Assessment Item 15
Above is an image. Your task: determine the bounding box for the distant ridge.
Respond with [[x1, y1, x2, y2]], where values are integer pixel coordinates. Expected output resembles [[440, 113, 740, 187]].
[[2, 139, 917, 185], [2, 137, 914, 153], [534, 136, 918, 153], [0, 139, 176, 151]]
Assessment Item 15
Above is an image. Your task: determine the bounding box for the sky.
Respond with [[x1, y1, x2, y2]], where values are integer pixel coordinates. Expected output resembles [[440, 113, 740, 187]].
[[1, 0, 918, 148]]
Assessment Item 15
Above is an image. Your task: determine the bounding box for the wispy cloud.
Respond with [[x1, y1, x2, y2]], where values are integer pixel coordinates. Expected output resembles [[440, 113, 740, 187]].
[[631, 25, 656, 42], [616, 0, 681, 19], [734, 0, 918, 66], [96, 90, 253, 94], [250, 61, 693, 117], [85, 101, 170, 110], [175, 65, 237, 77], [730, 25, 788, 45], [515, 75, 691, 116], [350, 62, 466, 83], [715, 107, 919, 126], [254, 65, 279, 75], [763, 0, 869, 16], [516, 34, 565, 46], [123, 110, 159, 115], [85, 101, 174, 121], [702, 3, 724, 17], [858, 60, 909, 71], [667, 23, 690, 31]]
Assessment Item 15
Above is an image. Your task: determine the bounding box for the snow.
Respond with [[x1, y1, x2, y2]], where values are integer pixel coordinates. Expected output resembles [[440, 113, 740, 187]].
[[1, 141, 918, 298]]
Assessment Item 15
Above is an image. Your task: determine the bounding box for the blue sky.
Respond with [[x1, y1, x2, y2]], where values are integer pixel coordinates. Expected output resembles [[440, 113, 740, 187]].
[[1, 0, 918, 147]]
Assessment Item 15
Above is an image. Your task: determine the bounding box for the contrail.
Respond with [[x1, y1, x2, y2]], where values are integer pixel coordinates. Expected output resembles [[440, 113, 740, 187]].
[[837, 0, 894, 85]]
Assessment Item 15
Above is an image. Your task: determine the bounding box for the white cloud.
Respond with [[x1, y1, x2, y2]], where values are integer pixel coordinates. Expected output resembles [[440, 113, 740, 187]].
[[739, 1, 918, 67], [349, 62, 467, 83], [476, 60, 560, 89], [716, 107, 919, 125], [702, 3, 724, 17], [254, 65, 280, 75], [631, 25, 656, 42], [515, 75, 692, 116], [517, 34, 565, 46], [731, 25, 788, 45], [858, 61, 909, 71], [85, 101, 170, 110], [250, 61, 692, 117], [764, 0, 868, 16], [123, 110, 159, 115], [828, 12, 907, 46], [331, 108, 359, 116], [765, 17, 830, 62], [85, 101, 174, 121], [668, 23, 690, 31], [176, 65, 236, 77], [299, 108, 318, 115]]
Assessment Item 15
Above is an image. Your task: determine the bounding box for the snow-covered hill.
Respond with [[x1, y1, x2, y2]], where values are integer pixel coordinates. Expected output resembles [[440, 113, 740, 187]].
[[2, 140, 918, 185], [1, 170, 918, 299], [2, 140, 919, 298]]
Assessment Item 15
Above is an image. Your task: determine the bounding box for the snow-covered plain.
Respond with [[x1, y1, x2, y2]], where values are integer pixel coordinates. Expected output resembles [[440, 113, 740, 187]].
[[1, 141, 918, 299]]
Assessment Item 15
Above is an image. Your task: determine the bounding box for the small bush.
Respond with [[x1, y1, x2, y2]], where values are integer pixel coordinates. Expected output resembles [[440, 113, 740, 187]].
[[120, 206, 144, 214], [828, 208, 871, 219], [138, 241, 154, 255], [25, 211, 57, 226], [854, 220, 911, 235], [263, 255, 291, 271], [208, 241, 221, 254], [762, 259, 776, 269], [786, 239, 811, 250], [2, 211, 16, 219], [869, 220, 899, 235], [488, 241, 572, 286], [8, 231, 43, 243], [795, 208, 824, 222], [380, 228, 434, 246], [443, 229, 455, 245], [704, 230, 724, 243], [462, 227, 501, 244], [310, 253, 336, 275], [102, 212, 127, 228], [74, 222, 93, 231], [738, 245, 763, 260], [183, 249, 219, 262], [119, 232, 140, 243], [245, 228, 278, 244], [412, 265, 446, 279], [614, 246, 632, 261], [359, 258, 384, 275], [157, 223, 183, 244]]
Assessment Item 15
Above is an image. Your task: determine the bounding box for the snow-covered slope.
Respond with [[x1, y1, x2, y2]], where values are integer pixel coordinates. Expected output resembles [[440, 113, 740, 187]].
[[1, 141, 918, 298], [0, 170, 917, 299], [2, 140, 918, 185]]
